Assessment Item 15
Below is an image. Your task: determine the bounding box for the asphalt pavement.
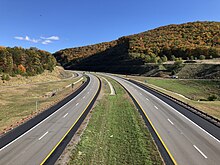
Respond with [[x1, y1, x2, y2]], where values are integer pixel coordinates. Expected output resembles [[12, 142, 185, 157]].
[[107, 74, 220, 165], [0, 74, 100, 165]]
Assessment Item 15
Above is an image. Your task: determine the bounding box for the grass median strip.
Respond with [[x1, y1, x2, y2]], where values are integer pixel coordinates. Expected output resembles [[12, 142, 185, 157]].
[[69, 79, 162, 165]]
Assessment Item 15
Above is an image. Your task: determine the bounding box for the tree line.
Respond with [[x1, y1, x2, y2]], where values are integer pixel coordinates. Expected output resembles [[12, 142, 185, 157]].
[[0, 47, 56, 77], [128, 21, 220, 63]]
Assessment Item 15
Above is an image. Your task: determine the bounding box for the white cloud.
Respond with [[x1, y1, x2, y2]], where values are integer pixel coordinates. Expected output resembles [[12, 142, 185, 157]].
[[42, 40, 52, 45], [40, 36, 59, 40], [25, 36, 30, 41], [14, 35, 40, 43], [14, 35, 59, 45], [14, 36, 24, 40]]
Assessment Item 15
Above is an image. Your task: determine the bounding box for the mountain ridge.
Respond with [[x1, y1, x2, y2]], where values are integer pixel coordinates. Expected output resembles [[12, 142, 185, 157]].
[[53, 21, 220, 74]]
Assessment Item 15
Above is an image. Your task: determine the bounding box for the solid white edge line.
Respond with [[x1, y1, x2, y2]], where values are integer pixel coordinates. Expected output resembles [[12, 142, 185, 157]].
[[193, 145, 208, 158], [122, 78, 220, 143], [38, 131, 49, 140], [168, 119, 174, 125], [63, 113, 69, 118], [101, 76, 115, 95], [0, 75, 92, 152]]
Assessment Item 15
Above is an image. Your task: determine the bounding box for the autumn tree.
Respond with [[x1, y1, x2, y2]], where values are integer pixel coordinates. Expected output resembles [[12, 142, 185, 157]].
[[0, 47, 56, 76], [18, 64, 26, 73]]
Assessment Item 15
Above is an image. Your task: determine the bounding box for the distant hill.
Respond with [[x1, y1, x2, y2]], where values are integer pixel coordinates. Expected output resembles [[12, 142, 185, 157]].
[[54, 21, 220, 74], [0, 47, 56, 77]]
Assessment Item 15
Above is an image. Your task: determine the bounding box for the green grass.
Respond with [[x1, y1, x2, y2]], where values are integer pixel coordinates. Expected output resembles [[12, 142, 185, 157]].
[[69, 79, 162, 165], [142, 78, 220, 101], [126, 75, 220, 119]]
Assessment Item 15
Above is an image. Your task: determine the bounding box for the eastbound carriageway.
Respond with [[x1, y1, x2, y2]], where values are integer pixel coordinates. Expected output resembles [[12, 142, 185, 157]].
[[106, 74, 220, 165]]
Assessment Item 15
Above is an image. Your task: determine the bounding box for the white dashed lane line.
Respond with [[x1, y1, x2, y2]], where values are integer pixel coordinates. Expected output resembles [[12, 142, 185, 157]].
[[38, 131, 48, 140], [75, 103, 79, 106], [154, 105, 158, 109], [63, 113, 68, 118], [168, 119, 174, 125], [131, 81, 220, 143], [193, 145, 208, 159]]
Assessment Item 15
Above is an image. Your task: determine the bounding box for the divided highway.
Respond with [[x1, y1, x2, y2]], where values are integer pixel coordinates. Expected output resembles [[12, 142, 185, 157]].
[[107, 74, 220, 165], [1, 71, 219, 165], [0, 73, 100, 165]]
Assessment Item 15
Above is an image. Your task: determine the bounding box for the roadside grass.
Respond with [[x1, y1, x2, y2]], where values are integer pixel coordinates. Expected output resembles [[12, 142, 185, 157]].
[[128, 77, 220, 101], [125, 75, 220, 119], [0, 72, 84, 134], [69, 79, 162, 165]]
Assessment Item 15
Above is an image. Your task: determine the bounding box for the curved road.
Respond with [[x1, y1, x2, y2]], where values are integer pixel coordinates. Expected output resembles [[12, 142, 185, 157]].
[[0, 74, 100, 165], [100, 76, 115, 95], [107, 74, 220, 165]]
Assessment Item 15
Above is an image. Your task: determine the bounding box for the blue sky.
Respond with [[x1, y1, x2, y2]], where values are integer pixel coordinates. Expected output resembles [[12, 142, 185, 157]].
[[1, 0, 220, 53]]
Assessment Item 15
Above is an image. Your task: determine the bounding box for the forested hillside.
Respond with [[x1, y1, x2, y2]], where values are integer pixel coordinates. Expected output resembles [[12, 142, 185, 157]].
[[0, 47, 56, 77], [54, 21, 220, 71], [128, 21, 220, 62]]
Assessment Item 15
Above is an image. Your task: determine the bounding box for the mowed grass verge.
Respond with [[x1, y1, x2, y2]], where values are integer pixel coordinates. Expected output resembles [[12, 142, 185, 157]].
[[146, 78, 220, 101], [69, 79, 162, 165], [126, 76, 220, 119], [0, 73, 84, 134]]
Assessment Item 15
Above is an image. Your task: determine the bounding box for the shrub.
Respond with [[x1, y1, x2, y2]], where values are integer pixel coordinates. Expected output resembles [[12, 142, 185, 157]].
[[174, 59, 183, 66], [171, 70, 176, 75], [158, 58, 163, 64], [2, 74, 10, 81], [171, 55, 176, 61], [207, 94, 218, 101], [144, 55, 151, 63], [199, 55, 206, 60], [161, 55, 168, 62]]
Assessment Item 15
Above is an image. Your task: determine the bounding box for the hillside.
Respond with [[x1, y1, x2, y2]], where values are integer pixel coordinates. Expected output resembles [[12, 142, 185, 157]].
[[54, 21, 220, 74], [0, 47, 56, 78]]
